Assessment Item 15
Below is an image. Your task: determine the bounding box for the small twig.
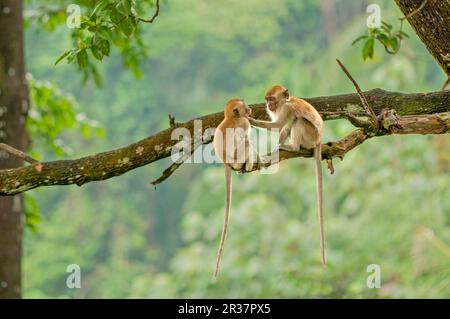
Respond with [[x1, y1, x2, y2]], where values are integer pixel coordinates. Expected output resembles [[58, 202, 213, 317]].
[[168, 114, 178, 128], [336, 59, 378, 130], [326, 159, 335, 175], [400, 0, 429, 21], [0, 143, 42, 172], [150, 158, 186, 186], [151, 135, 214, 186], [138, 0, 160, 23], [344, 112, 372, 129]]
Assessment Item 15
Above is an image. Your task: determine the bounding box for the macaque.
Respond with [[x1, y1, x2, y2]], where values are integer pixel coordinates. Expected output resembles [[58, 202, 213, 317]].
[[249, 85, 326, 265], [212, 98, 258, 279]]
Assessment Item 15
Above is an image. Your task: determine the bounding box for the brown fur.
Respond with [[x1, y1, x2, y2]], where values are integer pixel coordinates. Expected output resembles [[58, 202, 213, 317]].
[[212, 99, 257, 280], [250, 85, 327, 265]]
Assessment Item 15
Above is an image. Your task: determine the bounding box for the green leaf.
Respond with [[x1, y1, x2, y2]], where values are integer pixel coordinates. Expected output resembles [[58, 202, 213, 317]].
[[91, 0, 109, 16], [363, 38, 375, 61], [24, 195, 41, 233], [96, 26, 114, 41], [398, 31, 409, 38], [377, 34, 389, 47], [54, 50, 72, 66], [110, 7, 124, 25], [116, 0, 132, 16], [91, 38, 110, 60], [76, 49, 88, 68], [352, 35, 368, 46], [381, 21, 393, 31], [98, 39, 111, 56], [91, 45, 104, 61], [120, 18, 135, 37], [369, 28, 380, 36], [389, 37, 399, 52]]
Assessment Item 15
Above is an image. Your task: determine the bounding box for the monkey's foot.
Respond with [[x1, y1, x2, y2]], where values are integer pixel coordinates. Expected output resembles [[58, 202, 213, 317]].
[[244, 162, 255, 172], [259, 156, 272, 168], [277, 144, 300, 152]]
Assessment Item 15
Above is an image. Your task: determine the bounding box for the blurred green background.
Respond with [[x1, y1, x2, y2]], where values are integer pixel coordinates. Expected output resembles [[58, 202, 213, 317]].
[[23, 0, 449, 298]]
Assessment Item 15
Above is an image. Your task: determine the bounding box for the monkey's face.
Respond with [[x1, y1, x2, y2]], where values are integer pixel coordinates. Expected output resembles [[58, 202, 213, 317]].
[[236, 102, 252, 118], [225, 99, 251, 118], [265, 95, 279, 112], [265, 86, 289, 112]]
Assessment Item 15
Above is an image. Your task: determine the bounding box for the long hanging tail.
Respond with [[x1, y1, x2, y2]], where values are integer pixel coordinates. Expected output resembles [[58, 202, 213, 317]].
[[213, 165, 232, 280], [314, 144, 327, 265]]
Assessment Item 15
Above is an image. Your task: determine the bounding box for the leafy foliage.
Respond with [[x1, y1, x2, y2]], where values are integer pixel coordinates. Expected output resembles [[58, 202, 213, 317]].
[[353, 21, 409, 61], [27, 74, 103, 158], [26, 0, 158, 84]]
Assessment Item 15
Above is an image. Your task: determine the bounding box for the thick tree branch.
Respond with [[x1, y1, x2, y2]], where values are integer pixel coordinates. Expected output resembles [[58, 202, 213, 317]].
[[0, 89, 449, 196], [395, 0, 450, 77]]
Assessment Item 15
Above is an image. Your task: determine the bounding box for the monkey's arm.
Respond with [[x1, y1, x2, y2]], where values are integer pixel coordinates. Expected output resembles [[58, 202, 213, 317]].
[[279, 126, 291, 145], [248, 117, 282, 129]]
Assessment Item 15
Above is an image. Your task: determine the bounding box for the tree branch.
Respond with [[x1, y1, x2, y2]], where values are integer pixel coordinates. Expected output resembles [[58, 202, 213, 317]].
[[0, 89, 448, 196], [336, 59, 378, 130], [138, 0, 160, 23], [0, 143, 42, 172], [395, 0, 450, 76], [243, 111, 449, 173]]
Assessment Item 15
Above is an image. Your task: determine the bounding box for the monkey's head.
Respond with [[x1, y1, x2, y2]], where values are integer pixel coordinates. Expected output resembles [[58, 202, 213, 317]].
[[265, 85, 289, 112], [224, 99, 252, 119]]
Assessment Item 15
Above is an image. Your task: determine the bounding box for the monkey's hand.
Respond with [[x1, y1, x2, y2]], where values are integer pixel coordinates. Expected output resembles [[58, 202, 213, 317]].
[[248, 117, 258, 126]]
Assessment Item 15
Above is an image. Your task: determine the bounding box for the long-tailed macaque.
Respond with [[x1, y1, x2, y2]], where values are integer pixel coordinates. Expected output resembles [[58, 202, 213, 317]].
[[212, 98, 258, 279], [249, 85, 326, 265]]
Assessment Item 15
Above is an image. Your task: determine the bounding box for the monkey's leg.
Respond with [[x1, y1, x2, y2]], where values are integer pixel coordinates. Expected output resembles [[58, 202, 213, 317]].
[[267, 126, 288, 152], [279, 126, 291, 145], [244, 139, 255, 171]]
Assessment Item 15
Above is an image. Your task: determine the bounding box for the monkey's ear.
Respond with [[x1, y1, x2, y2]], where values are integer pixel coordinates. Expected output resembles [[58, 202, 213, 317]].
[[232, 107, 240, 117], [283, 89, 290, 99]]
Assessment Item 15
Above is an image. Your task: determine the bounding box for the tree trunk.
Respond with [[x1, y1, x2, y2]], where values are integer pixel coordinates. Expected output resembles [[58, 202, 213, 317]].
[[395, 0, 450, 76], [0, 0, 28, 299]]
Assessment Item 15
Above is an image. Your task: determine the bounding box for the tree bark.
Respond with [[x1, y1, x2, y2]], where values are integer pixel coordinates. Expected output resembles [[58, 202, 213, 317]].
[[0, 0, 28, 299], [0, 89, 448, 196], [395, 0, 450, 76]]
